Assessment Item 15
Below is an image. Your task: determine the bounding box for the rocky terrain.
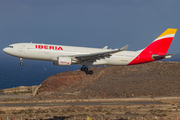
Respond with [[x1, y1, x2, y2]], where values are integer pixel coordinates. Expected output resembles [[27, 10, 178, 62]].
[[32, 61, 180, 100], [1, 100, 180, 120]]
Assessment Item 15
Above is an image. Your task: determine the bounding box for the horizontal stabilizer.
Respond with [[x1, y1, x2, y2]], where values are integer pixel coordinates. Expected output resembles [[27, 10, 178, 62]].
[[152, 54, 176, 60]]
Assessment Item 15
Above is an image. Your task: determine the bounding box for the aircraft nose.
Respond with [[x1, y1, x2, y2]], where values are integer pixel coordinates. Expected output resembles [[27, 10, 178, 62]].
[[3, 48, 7, 53]]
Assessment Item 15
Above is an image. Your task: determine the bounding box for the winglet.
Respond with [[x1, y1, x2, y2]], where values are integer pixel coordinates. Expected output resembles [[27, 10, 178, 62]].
[[103, 46, 108, 49], [109, 45, 129, 54], [120, 45, 129, 51]]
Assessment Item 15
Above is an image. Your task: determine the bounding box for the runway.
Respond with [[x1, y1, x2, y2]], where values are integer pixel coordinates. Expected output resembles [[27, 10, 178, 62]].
[[0, 101, 164, 107], [0, 94, 31, 99]]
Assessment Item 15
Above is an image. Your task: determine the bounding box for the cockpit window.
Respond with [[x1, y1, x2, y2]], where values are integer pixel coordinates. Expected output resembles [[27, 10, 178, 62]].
[[8, 46, 13, 48]]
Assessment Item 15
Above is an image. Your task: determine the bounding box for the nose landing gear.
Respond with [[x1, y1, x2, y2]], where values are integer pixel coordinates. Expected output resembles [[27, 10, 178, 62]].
[[81, 65, 93, 75], [20, 58, 23, 66]]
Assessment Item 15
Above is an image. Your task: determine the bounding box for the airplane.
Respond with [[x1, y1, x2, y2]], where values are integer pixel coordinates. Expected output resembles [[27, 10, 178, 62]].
[[3, 28, 177, 75]]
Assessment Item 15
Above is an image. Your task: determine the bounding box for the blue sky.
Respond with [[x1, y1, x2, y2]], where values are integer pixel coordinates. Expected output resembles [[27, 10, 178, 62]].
[[1, 0, 180, 54]]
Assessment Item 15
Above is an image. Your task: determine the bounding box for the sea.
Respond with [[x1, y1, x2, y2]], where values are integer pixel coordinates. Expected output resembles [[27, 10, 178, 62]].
[[0, 53, 81, 90], [0, 53, 180, 90]]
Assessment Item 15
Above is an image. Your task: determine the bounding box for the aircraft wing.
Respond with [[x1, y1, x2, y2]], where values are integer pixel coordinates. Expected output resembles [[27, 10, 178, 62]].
[[74, 45, 129, 62]]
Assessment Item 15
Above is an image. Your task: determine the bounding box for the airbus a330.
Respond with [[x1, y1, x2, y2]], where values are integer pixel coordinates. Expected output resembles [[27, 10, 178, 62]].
[[3, 28, 177, 74]]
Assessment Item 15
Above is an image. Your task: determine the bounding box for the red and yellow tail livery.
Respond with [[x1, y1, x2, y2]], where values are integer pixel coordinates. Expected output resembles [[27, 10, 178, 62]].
[[129, 28, 177, 65]]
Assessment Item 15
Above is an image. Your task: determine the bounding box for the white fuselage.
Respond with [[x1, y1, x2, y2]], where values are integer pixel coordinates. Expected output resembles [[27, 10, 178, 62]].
[[3, 43, 140, 66], [3, 28, 176, 75]]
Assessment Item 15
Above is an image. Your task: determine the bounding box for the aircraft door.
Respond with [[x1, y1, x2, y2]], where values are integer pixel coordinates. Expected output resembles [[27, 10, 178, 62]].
[[18, 45, 23, 52]]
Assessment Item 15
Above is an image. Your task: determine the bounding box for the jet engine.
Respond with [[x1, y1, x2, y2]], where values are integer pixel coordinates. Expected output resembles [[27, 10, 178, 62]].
[[53, 57, 72, 66]]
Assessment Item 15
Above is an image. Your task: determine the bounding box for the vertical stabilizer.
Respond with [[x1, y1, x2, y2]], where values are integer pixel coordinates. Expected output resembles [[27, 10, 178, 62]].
[[143, 28, 177, 55], [129, 28, 177, 65]]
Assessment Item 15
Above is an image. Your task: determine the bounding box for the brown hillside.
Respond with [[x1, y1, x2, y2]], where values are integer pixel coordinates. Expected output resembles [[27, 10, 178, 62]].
[[33, 61, 180, 100]]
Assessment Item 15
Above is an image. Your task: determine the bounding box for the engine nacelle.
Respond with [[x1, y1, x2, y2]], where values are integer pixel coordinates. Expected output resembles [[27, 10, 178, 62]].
[[53, 57, 72, 66]]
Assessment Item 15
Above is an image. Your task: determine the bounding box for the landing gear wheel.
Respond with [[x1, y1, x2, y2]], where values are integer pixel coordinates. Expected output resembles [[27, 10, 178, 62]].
[[81, 65, 93, 75], [84, 67, 88, 72], [20, 58, 23, 66], [81, 67, 85, 71], [20, 62, 23, 66], [85, 70, 93, 75], [81, 66, 89, 72], [88, 70, 93, 75], [86, 71, 89, 74]]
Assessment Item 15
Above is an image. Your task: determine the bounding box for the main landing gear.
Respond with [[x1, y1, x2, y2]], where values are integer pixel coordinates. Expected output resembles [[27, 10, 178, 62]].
[[81, 65, 93, 75], [20, 58, 23, 66]]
